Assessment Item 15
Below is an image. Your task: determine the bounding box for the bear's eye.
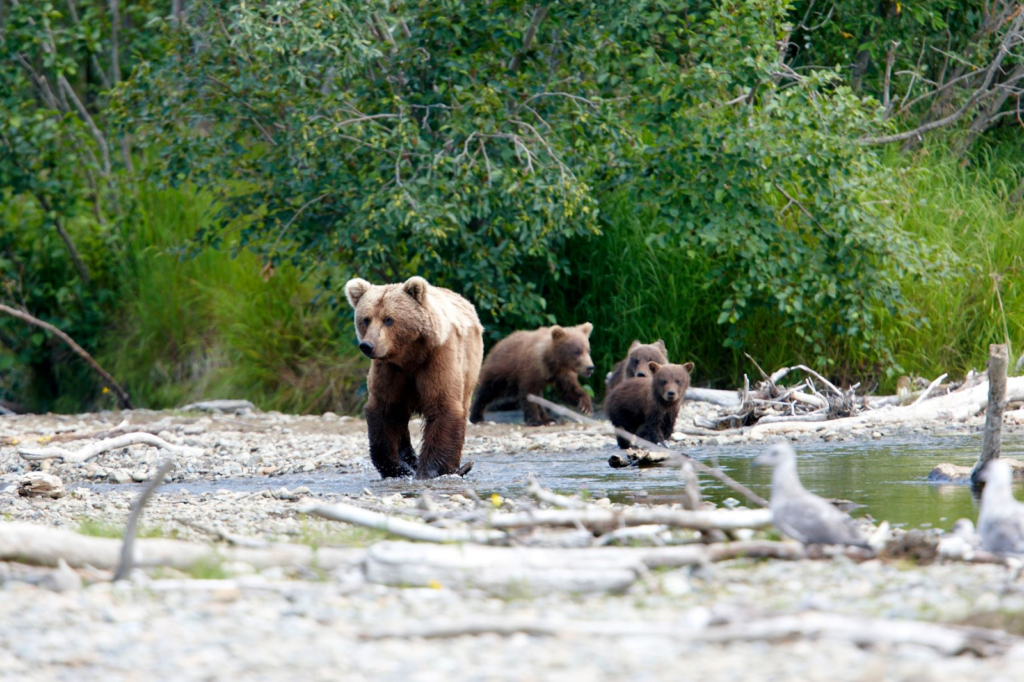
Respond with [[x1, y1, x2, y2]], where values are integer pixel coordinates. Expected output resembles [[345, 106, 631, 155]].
[[659, 380, 667, 386], [574, 349, 582, 357], [362, 317, 370, 326], [383, 317, 394, 327]]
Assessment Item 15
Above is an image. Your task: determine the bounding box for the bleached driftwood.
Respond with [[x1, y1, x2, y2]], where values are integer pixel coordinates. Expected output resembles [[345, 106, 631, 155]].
[[18, 432, 203, 464], [49, 417, 179, 443], [525, 474, 588, 509], [486, 507, 773, 532], [362, 540, 805, 595], [363, 612, 1018, 657], [684, 387, 742, 408], [0, 523, 365, 572], [179, 399, 256, 413], [911, 373, 949, 406], [527, 394, 769, 508], [298, 501, 507, 544]]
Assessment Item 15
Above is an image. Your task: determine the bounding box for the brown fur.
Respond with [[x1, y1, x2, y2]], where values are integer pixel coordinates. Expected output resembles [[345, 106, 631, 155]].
[[345, 276, 483, 479], [470, 323, 595, 426], [605, 339, 669, 391], [605, 361, 694, 448]]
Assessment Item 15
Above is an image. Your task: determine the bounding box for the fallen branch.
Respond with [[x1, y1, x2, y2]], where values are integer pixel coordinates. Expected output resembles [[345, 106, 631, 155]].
[[363, 610, 1018, 656], [527, 394, 769, 508], [685, 387, 742, 408], [362, 540, 804, 595], [0, 304, 133, 409], [486, 507, 773, 532], [298, 501, 507, 544], [18, 432, 203, 464], [114, 459, 173, 581], [0, 523, 365, 572], [911, 373, 949, 406], [525, 474, 588, 509], [179, 399, 256, 413]]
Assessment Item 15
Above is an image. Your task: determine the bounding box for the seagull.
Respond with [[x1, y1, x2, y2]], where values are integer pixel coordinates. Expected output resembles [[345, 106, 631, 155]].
[[753, 443, 869, 547], [977, 459, 1024, 557]]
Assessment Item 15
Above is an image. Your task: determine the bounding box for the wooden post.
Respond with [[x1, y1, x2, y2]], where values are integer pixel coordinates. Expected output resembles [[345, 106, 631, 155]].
[[971, 344, 1008, 486]]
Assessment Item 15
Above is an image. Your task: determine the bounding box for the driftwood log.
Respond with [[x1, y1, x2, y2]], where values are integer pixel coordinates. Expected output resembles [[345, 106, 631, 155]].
[[362, 540, 806, 595], [363, 611, 1019, 657], [0, 523, 365, 572], [18, 432, 203, 464]]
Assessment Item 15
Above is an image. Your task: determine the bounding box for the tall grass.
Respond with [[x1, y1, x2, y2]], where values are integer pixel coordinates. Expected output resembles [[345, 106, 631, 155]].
[[544, 195, 744, 391], [98, 185, 366, 413], [883, 145, 1024, 382]]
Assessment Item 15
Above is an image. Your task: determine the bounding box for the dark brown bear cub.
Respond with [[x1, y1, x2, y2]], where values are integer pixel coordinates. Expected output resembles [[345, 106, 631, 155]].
[[470, 323, 595, 426], [605, 339, 669, 390], [605, 361, 694, 448]]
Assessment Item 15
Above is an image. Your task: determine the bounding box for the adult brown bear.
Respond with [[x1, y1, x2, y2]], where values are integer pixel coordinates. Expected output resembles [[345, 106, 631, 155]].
[[345, 276, 483, 479], [469, 323, 595, 426]]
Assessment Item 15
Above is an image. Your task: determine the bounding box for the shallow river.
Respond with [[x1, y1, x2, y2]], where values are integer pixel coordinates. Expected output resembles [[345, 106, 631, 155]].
[[86, 428, 1024, 532]]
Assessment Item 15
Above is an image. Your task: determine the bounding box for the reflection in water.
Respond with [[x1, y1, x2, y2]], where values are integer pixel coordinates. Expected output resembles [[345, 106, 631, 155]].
[[86, 433, 1024, 531]]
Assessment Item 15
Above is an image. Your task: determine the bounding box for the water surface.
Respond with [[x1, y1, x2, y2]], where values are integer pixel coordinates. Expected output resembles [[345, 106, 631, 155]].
[[87, 431, 1024, 531]]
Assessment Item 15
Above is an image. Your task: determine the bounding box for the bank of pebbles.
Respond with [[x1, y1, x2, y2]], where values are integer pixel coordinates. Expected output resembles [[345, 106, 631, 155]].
[[1, 407, 1023, 681]]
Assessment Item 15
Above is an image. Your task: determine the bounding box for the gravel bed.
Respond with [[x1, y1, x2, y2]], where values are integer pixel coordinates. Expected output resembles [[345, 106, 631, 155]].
[[0, 407, 1023, 680]]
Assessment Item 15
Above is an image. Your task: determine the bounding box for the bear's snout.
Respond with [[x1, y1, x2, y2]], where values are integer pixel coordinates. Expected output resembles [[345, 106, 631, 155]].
[[580, 364, 595, 377], [359, 341, 376, 358]]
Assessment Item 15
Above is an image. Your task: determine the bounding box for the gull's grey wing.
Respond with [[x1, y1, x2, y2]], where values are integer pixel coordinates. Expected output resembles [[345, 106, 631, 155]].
[[773, 493, 866, 546], [979, 512, 1024, 556]]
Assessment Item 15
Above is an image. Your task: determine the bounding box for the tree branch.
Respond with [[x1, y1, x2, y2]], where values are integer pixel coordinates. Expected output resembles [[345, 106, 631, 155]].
[[0, 304, 133, 408]]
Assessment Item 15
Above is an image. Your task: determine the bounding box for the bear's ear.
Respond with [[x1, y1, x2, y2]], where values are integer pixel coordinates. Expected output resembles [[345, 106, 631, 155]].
[[551, 326, 567, 341], [682, 361, 695, 373], [345, 278, 372, 309], [655, 339, 667, 352], [403, 276, 429, 305], [629, 340, 642, 352], [648, 361, 662, 374], [578, 322, 593, 338]]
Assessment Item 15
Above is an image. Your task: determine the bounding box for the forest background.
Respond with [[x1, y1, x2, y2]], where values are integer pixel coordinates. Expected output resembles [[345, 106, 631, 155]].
[[2, 0, 1023, 414]]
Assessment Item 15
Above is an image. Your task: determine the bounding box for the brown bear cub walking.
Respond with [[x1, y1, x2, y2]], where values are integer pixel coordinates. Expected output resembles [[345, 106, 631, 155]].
[[605, 361, 694, 448], [605, 339, 669, 391], [470, 323, 595, 426], [345, 276, 483, 479]]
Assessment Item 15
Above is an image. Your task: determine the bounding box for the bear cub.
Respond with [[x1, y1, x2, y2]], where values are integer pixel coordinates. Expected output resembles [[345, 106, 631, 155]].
[[605, 339, 669, 390], [605, 361, 694, 448], [470, 323, 595, 426]]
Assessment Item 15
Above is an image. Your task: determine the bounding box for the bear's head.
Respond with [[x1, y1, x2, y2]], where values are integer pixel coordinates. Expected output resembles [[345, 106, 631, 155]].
[[344, 276, 438, 362], [550, 323, 595, 377], [624, 339, 668, 380], [647, 361, 694, 405]]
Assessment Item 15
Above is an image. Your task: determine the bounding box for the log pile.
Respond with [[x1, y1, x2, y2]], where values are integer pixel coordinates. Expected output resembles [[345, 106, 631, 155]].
[[682, 355, 1024, 434]]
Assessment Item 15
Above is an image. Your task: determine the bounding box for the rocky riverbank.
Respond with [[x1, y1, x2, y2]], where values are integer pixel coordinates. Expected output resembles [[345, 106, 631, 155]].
[[1, 406, 1024, 680]]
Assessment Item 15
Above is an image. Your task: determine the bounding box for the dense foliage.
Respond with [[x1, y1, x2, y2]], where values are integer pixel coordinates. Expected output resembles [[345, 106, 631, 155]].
[[1, 0, 1022, 412]]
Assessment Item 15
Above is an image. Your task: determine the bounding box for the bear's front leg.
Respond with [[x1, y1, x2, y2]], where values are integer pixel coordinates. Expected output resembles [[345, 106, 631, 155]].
[[553, 371, 592, 416], [636, 411, 671, 446], [365, 363, 416, 478], [415, 372, 467, 479]]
